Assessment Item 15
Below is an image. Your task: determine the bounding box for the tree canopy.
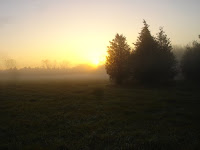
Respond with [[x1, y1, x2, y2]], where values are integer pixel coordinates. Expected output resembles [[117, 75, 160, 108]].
[[105, 34, 130, 84], [130, 21, 176, 83]]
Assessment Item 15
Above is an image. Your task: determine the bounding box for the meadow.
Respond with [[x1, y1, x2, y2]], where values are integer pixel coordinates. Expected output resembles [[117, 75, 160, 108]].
[[0, 78, 200, 150]]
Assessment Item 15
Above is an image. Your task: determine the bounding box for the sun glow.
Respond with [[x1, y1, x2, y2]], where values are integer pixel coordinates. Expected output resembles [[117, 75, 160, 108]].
[[88, 51, 106, 67], [91, 57, 100, 67]]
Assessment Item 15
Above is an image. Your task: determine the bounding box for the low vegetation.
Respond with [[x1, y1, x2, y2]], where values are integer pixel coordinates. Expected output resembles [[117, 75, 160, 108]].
[[0, 79, 200, 149]]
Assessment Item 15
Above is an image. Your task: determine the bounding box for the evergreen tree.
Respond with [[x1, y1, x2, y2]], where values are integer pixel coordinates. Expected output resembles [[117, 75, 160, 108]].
[[181, 41, 200, 81], [130, 21, 176, 83], [105, 34, 130, 84], [130, 20, 158, 82], [156, 27, 177, 80]]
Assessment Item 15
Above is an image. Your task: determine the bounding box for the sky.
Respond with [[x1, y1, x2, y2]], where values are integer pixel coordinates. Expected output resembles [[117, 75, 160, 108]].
[[0, 0, 199, 68]]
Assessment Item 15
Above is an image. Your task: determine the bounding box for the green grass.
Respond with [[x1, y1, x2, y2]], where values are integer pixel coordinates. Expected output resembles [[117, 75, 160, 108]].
[[0, 79, 200, 150]]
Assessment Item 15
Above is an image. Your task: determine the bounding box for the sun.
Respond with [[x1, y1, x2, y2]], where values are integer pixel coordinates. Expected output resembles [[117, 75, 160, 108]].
[[87, 51, 106, 67], [91, 58, 100, 67]]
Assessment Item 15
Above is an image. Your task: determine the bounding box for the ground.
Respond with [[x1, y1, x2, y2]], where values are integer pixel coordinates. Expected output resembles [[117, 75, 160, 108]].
[[0, 79, 200, 150]]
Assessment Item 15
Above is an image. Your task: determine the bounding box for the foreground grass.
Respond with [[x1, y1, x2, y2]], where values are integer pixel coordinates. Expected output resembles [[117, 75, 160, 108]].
[[0, 79, 200, 150]]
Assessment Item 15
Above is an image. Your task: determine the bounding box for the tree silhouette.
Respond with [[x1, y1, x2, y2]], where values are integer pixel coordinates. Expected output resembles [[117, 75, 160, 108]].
[[105, 34, 130, 84], [181, 41, 200, 81], [130, 21, 176, 83], [156, 27, 177, 80], [4, 59, 17, 70]]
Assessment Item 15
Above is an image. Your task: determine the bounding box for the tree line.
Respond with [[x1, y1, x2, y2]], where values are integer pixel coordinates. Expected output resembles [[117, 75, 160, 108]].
[[105, 20, 200, 84]]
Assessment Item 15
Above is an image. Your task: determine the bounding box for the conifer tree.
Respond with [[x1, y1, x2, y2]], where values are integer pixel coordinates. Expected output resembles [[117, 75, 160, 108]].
[[130, 21, 176, 83], [181, 41, 200, 81], [106, 34, 130, 84]]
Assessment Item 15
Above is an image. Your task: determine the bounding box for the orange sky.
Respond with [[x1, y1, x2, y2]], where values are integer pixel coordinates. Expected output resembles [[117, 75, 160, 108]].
[[0, 0, 199, 68]]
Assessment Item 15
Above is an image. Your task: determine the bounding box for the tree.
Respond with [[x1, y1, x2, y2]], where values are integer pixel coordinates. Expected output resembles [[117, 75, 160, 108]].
[[105, 33, 130, 84], [4, 59, 17, 70], [155, 27, 177, 80], [181, 41, 200, 81], [130, 20, 176, 83]]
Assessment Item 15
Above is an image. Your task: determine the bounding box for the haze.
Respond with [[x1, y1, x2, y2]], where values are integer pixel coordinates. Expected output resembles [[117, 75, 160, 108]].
[[0, 0, 199, 68]]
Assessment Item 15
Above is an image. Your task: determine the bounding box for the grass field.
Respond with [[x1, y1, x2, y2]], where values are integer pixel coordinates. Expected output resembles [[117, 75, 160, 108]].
[[0, 79, 200, 150]]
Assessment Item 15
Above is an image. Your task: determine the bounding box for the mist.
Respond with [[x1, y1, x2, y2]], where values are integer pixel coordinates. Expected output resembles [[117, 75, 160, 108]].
[[0, 59, 108, 82], [0, 44, 188, 82]]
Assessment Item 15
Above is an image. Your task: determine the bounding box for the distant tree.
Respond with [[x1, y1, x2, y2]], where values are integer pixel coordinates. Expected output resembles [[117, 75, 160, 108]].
[[42, 59, 51, 69], [181, 41, 200, 81], [130, 21, 176, 83], [4, 59, 17, 70], [105, 33, 131, 84]]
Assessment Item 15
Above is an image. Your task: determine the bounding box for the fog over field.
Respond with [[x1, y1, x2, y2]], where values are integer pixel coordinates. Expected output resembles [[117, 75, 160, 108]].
[[0, 45, 186, 82], [0, 63, 108, 82]]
